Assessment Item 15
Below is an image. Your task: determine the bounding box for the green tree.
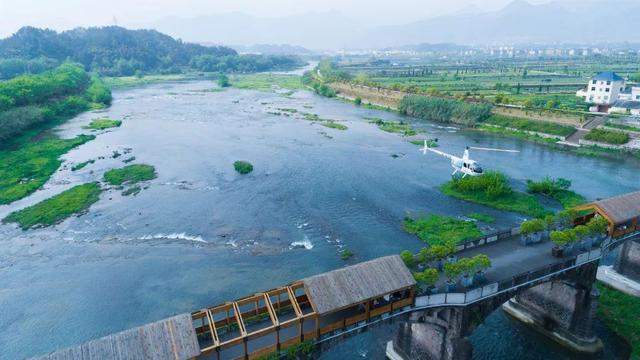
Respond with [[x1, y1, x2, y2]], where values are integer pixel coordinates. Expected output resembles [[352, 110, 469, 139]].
[[217, 73, 230, 87]]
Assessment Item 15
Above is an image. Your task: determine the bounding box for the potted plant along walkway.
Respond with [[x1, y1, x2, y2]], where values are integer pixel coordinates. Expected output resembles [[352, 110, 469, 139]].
[[520, 218, 547, 245], [550, 215, 611, 258]]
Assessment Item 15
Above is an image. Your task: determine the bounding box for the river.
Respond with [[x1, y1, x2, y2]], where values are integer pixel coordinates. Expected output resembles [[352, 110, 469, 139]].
[[0, 79, 636, 359]]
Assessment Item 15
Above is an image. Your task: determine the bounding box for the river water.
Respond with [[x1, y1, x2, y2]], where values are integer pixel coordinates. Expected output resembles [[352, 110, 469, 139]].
[[0, 80, 636, 359]]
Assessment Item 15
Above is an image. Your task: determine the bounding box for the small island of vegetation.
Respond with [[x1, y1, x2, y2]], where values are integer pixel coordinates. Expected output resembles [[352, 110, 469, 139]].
[[234, 161, 254, 174], [2, 182, 102, 230], [104, 164, 157, 186], [441, 171, 550, 218], [84, 118, 122, 130], [403, 214, 483, 246]]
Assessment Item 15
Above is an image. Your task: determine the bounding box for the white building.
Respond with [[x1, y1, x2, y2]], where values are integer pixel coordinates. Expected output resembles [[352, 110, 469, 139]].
[[577, 72, 640, 114]]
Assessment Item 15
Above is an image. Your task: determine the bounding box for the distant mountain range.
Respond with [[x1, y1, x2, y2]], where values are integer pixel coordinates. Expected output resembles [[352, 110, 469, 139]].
[[137, 0, 640, 50], [227, 44, 313, 56]]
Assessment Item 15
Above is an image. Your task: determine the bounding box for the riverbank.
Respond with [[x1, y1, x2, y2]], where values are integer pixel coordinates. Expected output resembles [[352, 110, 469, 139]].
[[319, 79, 640, 160], [596, 281, 640, 359]]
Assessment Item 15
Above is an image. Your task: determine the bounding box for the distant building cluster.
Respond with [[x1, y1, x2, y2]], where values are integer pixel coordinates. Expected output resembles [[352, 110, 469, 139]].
[[576, 72, 640, 115]]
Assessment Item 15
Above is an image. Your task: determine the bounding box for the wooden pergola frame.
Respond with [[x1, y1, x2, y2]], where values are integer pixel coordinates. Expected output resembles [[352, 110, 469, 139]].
[[192, 283, 317, 359]]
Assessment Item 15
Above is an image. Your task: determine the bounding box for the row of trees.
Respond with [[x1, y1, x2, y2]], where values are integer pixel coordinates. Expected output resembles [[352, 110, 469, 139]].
[[0, 63, 111, 142], [0, 26, 303, 78], [398, 95, 493, 126]]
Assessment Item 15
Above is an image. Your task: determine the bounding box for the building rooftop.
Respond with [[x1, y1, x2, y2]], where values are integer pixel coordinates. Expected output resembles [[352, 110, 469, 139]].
[[593, 71, 624, 82], [31, 314, 200, 360], [583, 191, 640, 225], [302, 255, 415, 315]]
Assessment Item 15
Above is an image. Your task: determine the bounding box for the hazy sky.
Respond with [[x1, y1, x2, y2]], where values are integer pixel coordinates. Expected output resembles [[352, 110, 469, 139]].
[[0, 0, 555, 38]]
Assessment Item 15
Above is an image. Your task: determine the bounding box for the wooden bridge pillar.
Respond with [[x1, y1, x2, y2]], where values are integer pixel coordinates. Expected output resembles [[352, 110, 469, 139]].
[[503, 261, 603, 353], [614, 238, 640, 282]]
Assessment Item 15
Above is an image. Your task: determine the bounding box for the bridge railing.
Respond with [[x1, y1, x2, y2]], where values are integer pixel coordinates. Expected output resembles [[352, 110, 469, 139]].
[[414, 245, 614, 308], [454, 228, 517, 252]]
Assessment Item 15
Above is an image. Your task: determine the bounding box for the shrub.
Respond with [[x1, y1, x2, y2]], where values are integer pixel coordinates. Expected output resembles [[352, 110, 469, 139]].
[[217, 73, 230, 87], [398, 95, 492, 126], [449, 171, 512, 200], [415, 268, 439, 287], [400, 250, 415, 267], [444, 262, 462, 282], [233, 160, 253, 174], [587, 216, 609, 235], [85, 76, 112, 105], [520, 218, 546, 234], [354, 96, 362, 106], [584, 128, 629, 145]]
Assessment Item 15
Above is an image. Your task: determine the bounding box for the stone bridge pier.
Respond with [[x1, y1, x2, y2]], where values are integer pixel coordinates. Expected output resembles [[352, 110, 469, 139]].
[[614, 238, 640, 282], [387, 262, 603, 360]]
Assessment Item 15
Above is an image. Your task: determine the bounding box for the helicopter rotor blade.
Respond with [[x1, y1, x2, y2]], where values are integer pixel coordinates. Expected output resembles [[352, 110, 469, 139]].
[[469, 146, 520, 153]]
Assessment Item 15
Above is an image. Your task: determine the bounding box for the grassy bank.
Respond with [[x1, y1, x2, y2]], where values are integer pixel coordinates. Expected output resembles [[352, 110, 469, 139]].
[[583, 128, 630, 145], [403, 214, 483, 246], [0, 134, 95, 205], [484, 114, 575, 137], [596, 282, 640, 359], [0, 63, 111, 205], [477, 124, 559, 145], [441, 172, 550, 218], [104, 164, 157, 185], [2, 182, 102, 229]]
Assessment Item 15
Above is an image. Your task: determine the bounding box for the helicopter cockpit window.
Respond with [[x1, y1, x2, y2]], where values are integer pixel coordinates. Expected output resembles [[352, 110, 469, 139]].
[[471, 164, 483, 173]]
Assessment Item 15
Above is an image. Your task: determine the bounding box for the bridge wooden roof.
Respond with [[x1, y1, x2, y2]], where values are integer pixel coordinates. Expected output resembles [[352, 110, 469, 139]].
[[302, 255, 415, 315], [31, 314, 200, 360], [578, 191, 640, 225]]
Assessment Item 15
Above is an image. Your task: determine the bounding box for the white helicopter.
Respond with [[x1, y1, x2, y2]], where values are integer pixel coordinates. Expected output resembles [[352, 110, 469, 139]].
[[420, 140, 519, 177]]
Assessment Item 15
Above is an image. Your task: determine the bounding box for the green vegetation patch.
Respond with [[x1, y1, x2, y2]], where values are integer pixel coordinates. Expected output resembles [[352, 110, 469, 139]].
[[403, 214, 483, 246], [340, 248, 354, 260], [367, 117, 417, 136], [584, 128, 630, 145], [467, 213, 495, 223], [484, 114, 575, 137], [84, 118, 122, 130], [477, 124, 559, 145], [596, 282, 640, 359], [441, 172, 550, 218], [71, 159, 95, 171], [103, 164, 157, 185], [0, 134, 95, 205], [398, 95, 492, 126], [231, 73, 304, 92], [321, 121, 348, 130], [233, 161, 254, 174], [526, 177, 586, 209], [2, 182, 102, 230], [605, 121, 640, 132]]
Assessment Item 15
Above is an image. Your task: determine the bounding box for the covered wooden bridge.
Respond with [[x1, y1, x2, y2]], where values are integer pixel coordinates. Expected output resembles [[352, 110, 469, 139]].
[[191, 255, 416, 359], [575, 191, 640, 238]]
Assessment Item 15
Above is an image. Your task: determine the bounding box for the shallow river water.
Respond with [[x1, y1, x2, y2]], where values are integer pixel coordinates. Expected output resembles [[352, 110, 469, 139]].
[[0, 80, 637, 359]]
